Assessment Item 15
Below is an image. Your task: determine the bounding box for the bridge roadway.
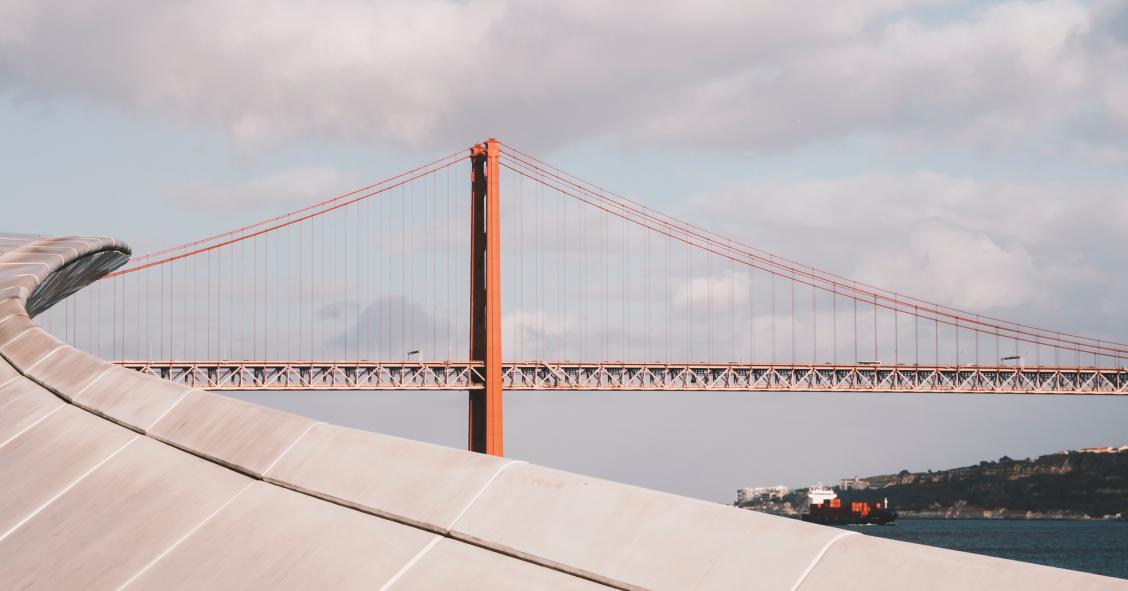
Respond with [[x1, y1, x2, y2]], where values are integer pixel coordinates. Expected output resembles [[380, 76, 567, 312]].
[[117, 359, 1128, 394]]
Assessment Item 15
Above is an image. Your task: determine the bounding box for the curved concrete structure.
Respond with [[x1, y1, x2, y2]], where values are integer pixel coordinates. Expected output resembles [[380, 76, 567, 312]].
[[0, 232, 1124, 590]]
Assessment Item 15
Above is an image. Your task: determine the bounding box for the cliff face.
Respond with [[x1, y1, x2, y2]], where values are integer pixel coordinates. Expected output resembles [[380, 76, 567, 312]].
[[797, 450, 1128, 519]]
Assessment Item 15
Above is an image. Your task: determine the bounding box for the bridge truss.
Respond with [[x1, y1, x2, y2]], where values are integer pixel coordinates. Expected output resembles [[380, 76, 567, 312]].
[[116, 360, 1128, 394]]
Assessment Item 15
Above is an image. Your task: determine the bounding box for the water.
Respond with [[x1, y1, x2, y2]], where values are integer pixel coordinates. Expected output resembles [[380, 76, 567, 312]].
[[841, 519, 1128, 580]]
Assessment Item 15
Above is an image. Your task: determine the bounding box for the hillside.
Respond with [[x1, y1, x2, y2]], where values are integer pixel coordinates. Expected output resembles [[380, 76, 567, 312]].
[[750, 448, 1128, 519]]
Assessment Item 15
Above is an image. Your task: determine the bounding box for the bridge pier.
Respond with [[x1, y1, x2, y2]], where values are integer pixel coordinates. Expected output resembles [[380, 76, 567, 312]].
[[468, 139, 504, 456]]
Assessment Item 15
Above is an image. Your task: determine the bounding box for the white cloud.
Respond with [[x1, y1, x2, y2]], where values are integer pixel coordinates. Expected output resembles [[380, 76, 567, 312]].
[[854, 218, 1042, 310], [503, 309, 577, 359], [673, 272, 747, 311], [503, 309, 574, 339], [690, 172, 1128, 334], [1, 0, 1126, 156]]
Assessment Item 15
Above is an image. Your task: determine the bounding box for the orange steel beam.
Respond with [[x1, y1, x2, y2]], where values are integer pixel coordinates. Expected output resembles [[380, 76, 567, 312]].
[[468, 139, 504, 455]]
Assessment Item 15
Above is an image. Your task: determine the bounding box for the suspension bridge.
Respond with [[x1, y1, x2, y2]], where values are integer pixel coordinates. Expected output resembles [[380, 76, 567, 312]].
[[35, 139, 1128, 455]]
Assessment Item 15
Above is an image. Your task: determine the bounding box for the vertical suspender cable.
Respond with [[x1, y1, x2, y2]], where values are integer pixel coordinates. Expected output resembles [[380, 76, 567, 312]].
[[974, 314, 980, 366], [560, 186, 566, 360], [873, 293, 878, 363], [687, 235, 692, 360], [658, 225, 667, 360], [832, 285, 837, 365], [707, 242, 712, 362], [750, 267, 755, 363], [791, 270, 796, 364], [648, 228, 653, 361], [401, 185, 406, 358], [299, 220, 303, 359], [431, 173, 436, 359], [853, 282, 858, 364], [623, 213, 628, 361], [770, 265, 776, 364], [811, 267, 816, 363], [207, 248, 211, 359], [362, 197, 365, 359], [730, 245, 735, 363], [253, 235, 257, 359], [935, 316, 939, 367]]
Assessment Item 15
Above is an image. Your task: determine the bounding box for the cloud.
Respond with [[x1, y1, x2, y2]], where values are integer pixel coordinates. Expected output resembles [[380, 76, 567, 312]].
[[640, 1, 1095, 148], [330, 296, 453, 360], [673, 272, 747, 312], [854, 218, 1042, 310], [503, 309, 574, 339], [1, 0, 1126, 156], [690, 171, 1128, 335]]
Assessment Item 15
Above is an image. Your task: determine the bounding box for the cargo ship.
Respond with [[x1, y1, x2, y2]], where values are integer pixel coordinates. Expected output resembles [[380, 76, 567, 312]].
[[800, 485, 897, 526]]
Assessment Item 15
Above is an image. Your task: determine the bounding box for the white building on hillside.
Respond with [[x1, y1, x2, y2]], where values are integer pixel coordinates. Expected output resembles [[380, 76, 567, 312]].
[[736, 485, 790, 504]]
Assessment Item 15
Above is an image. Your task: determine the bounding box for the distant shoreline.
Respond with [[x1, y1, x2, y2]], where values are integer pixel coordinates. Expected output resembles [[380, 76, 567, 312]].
[[739, 506, 1126, 521], [736, 447, 1128, 520], [897, 514, 1126, 521]]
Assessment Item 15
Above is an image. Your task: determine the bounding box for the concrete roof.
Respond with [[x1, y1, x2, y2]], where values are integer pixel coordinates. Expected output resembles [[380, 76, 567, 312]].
[[0, 233, 1124, 590]]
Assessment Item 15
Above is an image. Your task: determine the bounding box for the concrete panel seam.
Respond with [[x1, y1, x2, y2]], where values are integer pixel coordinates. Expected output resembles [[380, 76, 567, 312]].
[[71, 365, 113, 399], [114, 481, 256, 591], [256, 461, 631, 590], [787, 530, 858, 591], [142, 385, 194, 432], [0, 435, 138, 543], [9, 252, 63, 265], [0, 262, 49, 269], [376, 535, 443, 591], [246, 471, 633, 591], [0, 286, 28, 300], [22, 345, 65, 373], [261, 421, 323, 475], [71, 402, 148, 435], [0, 327, 33, 349], [0, 273, 39, 283], [444, 533, 638, 591], [0, 403, 65, 449], [445, 459, 526, 532], [0, 375, 18, 390]]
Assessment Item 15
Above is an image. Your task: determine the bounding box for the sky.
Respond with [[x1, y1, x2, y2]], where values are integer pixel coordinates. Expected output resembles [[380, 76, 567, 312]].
[[3, 0, 1128, 502]]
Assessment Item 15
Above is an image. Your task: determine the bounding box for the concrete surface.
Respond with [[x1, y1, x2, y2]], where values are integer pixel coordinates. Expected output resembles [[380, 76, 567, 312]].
[[0, 436, 247, 589], [0, 377, 64, 445], [71, 366, 190, 432], [23, 344, 115, 400], [389, 537, 615, 590], [452, 462, 851, 590], [264, 422, 516, 532], [149, 390, 318, 476], [0, 405, 134, 533], [0, 326, 64, 369], [121, 482, 437, 590]]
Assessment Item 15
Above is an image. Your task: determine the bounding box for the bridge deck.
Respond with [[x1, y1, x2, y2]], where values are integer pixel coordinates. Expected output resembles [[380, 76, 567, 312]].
[[115, 360, 1128, 394]]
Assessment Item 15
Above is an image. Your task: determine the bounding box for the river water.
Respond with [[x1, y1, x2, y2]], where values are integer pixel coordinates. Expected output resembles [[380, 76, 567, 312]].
[[838, 519, 1128, 580]]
